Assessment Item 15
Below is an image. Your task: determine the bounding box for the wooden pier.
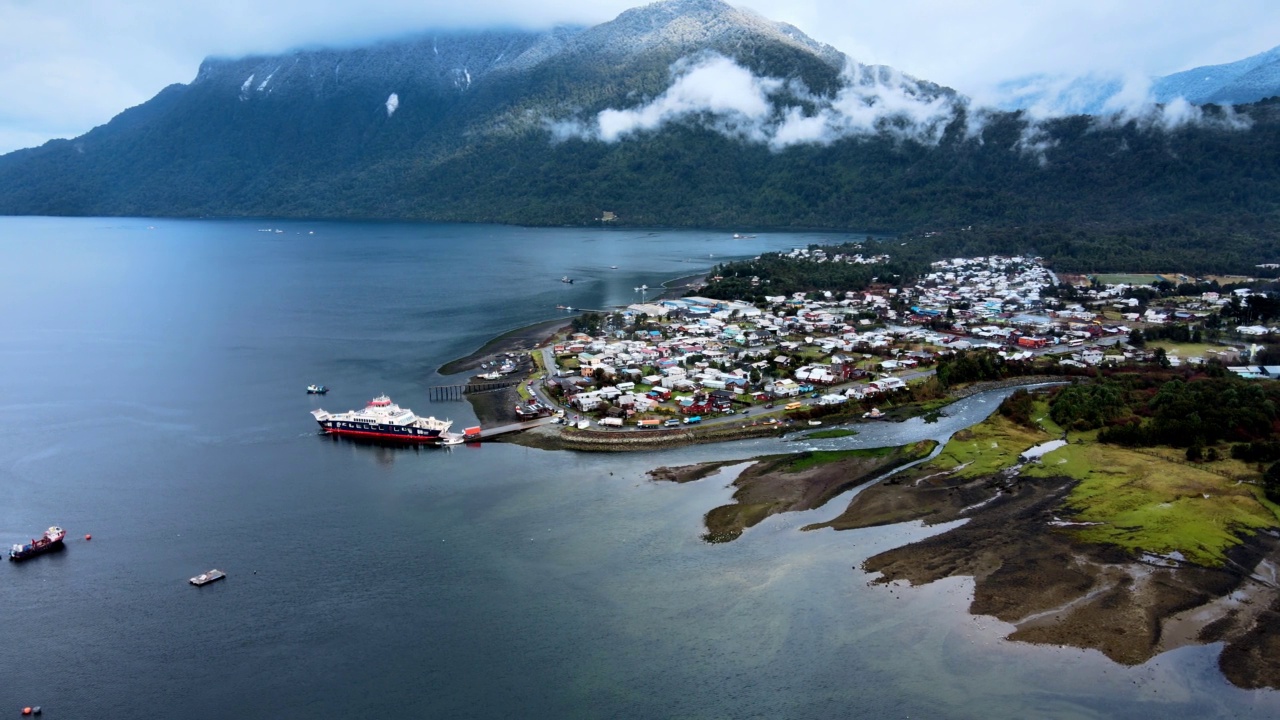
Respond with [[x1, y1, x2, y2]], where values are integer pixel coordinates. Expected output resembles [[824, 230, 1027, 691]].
[[429, 380, 520, 401]]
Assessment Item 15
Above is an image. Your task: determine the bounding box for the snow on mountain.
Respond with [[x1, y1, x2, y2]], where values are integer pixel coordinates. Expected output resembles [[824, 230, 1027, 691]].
[[1153, 44, 1280, 105]]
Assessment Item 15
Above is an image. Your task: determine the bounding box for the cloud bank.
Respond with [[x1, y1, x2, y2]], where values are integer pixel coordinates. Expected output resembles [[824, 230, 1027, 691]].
[[550, 53, 967, 150], [549, 53, 1255, 163]]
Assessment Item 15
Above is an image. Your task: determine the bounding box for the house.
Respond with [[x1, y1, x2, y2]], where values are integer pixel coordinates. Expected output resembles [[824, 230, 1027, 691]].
[[768, 379, 800, 397], [870, 377, 906, 392], [571, 391, 604, 412]]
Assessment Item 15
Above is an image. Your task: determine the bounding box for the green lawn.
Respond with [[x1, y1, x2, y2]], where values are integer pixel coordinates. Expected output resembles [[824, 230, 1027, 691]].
[[912, 395, 1280, 566], [1146, 341, 1231, 361], [1023, 437, 1280, 566], [805, 428, 859, 440], [1094, 273, 1162, 286]]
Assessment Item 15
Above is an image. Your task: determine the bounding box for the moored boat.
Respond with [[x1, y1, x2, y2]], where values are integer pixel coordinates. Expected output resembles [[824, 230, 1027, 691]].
[[307, 384, 329, 394], [561, 276, 574, 284], [190, 569, 226, 586], [311, 395, 452, 442], [9, 526, 66, 561]]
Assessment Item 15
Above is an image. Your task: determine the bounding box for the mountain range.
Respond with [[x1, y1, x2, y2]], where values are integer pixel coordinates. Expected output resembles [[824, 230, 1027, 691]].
[[999, 43, 1280, 116], [1153, 44, 1280, 106], [1, 0, 1279, 272]]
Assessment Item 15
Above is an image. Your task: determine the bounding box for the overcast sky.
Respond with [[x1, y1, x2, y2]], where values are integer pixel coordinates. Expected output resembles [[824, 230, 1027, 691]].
[[1, 0, 1277, 154]]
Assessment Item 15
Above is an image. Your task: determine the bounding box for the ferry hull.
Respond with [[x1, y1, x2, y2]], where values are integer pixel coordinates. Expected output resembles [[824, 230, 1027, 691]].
[[317, 422, 444, 443], [9, 536, 65, 562]]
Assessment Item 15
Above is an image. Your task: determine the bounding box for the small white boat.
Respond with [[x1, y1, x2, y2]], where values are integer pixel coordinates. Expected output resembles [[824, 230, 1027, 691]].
[[306, 384, 329, 395]]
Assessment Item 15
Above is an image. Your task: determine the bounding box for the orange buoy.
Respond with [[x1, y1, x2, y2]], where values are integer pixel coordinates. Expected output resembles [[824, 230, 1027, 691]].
[[84, 534, 92, 541], [22, 707, 32, 716]]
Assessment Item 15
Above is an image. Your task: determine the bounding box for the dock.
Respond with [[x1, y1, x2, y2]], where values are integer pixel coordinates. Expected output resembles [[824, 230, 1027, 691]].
[[428, 380, 520, 401], [476, 417, 557, 440], [190, 569, 226, 586]]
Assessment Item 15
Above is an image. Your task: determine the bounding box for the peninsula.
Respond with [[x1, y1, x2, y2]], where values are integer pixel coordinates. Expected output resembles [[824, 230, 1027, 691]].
[[447, 246, 1280, 690]]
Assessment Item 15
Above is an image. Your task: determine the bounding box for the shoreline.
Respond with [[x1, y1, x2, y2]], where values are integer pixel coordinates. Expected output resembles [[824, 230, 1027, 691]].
[[502, 377, 1070, 453], [437, 270, 708, 379], [438, 317, 572, 376]]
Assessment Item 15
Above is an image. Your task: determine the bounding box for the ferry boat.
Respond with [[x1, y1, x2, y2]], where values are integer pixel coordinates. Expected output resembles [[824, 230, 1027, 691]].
[[190, 569, 226, 586], [10, 526, 66, 561], [311, 395, 452, 442]]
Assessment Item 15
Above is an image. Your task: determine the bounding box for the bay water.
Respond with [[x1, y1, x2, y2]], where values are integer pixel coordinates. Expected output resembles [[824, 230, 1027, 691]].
[[0, 217, 1274, 718]]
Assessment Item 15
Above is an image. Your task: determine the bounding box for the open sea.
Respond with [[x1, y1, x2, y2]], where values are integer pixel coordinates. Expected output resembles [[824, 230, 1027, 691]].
[[0, 217, 1276, 719]]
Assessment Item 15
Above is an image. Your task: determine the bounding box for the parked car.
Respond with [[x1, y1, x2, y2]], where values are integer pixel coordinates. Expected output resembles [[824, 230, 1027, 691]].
[[764, 403, 775, 409]]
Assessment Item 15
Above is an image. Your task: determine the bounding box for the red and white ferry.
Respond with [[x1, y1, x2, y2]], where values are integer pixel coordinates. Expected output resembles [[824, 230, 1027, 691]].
[[311, 395, 452, 442]]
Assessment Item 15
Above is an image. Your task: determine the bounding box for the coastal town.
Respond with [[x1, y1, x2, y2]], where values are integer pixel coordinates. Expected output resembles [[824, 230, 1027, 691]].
[[491, 252, 1271, 434]]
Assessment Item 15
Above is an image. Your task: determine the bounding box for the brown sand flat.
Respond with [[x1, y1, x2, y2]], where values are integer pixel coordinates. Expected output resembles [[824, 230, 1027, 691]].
[[651, 443, 935, 543], [842, 470, 1280, 685]]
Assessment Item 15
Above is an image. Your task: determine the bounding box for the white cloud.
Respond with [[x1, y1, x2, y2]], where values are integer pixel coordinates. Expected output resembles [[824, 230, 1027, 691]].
[[552, 51, 1255, 168], [770, 63, 960, 148], [1004, 72, 1254, 162], [555, 54, 966, 149], [595, 54, 781, 142]]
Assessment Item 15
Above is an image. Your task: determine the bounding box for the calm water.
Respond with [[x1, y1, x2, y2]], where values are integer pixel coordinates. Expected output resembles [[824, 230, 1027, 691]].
[[0, 217, 1275, 719]]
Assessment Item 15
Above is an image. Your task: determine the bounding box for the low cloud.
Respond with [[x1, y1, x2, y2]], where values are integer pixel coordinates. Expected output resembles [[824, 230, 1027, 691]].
[[1093, 75, 1252, 132], [549, 53, 967, 149], [769, 63, 960, 148], [595, 54, 781, 143], [1004, 72, 1253, 162], [549, 53, 1256, 167]]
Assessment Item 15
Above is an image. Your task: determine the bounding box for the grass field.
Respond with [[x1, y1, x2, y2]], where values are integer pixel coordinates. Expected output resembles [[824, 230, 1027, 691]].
[[923, 410, 1049, 478], [1023, 437, 1279, 566], [921, 398, 1280, 566], [1146, 341, 1233, 360], [804, 428, 859, 440], [1093, 273, 1163, 286], [1203, 275, 1256, 285]]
